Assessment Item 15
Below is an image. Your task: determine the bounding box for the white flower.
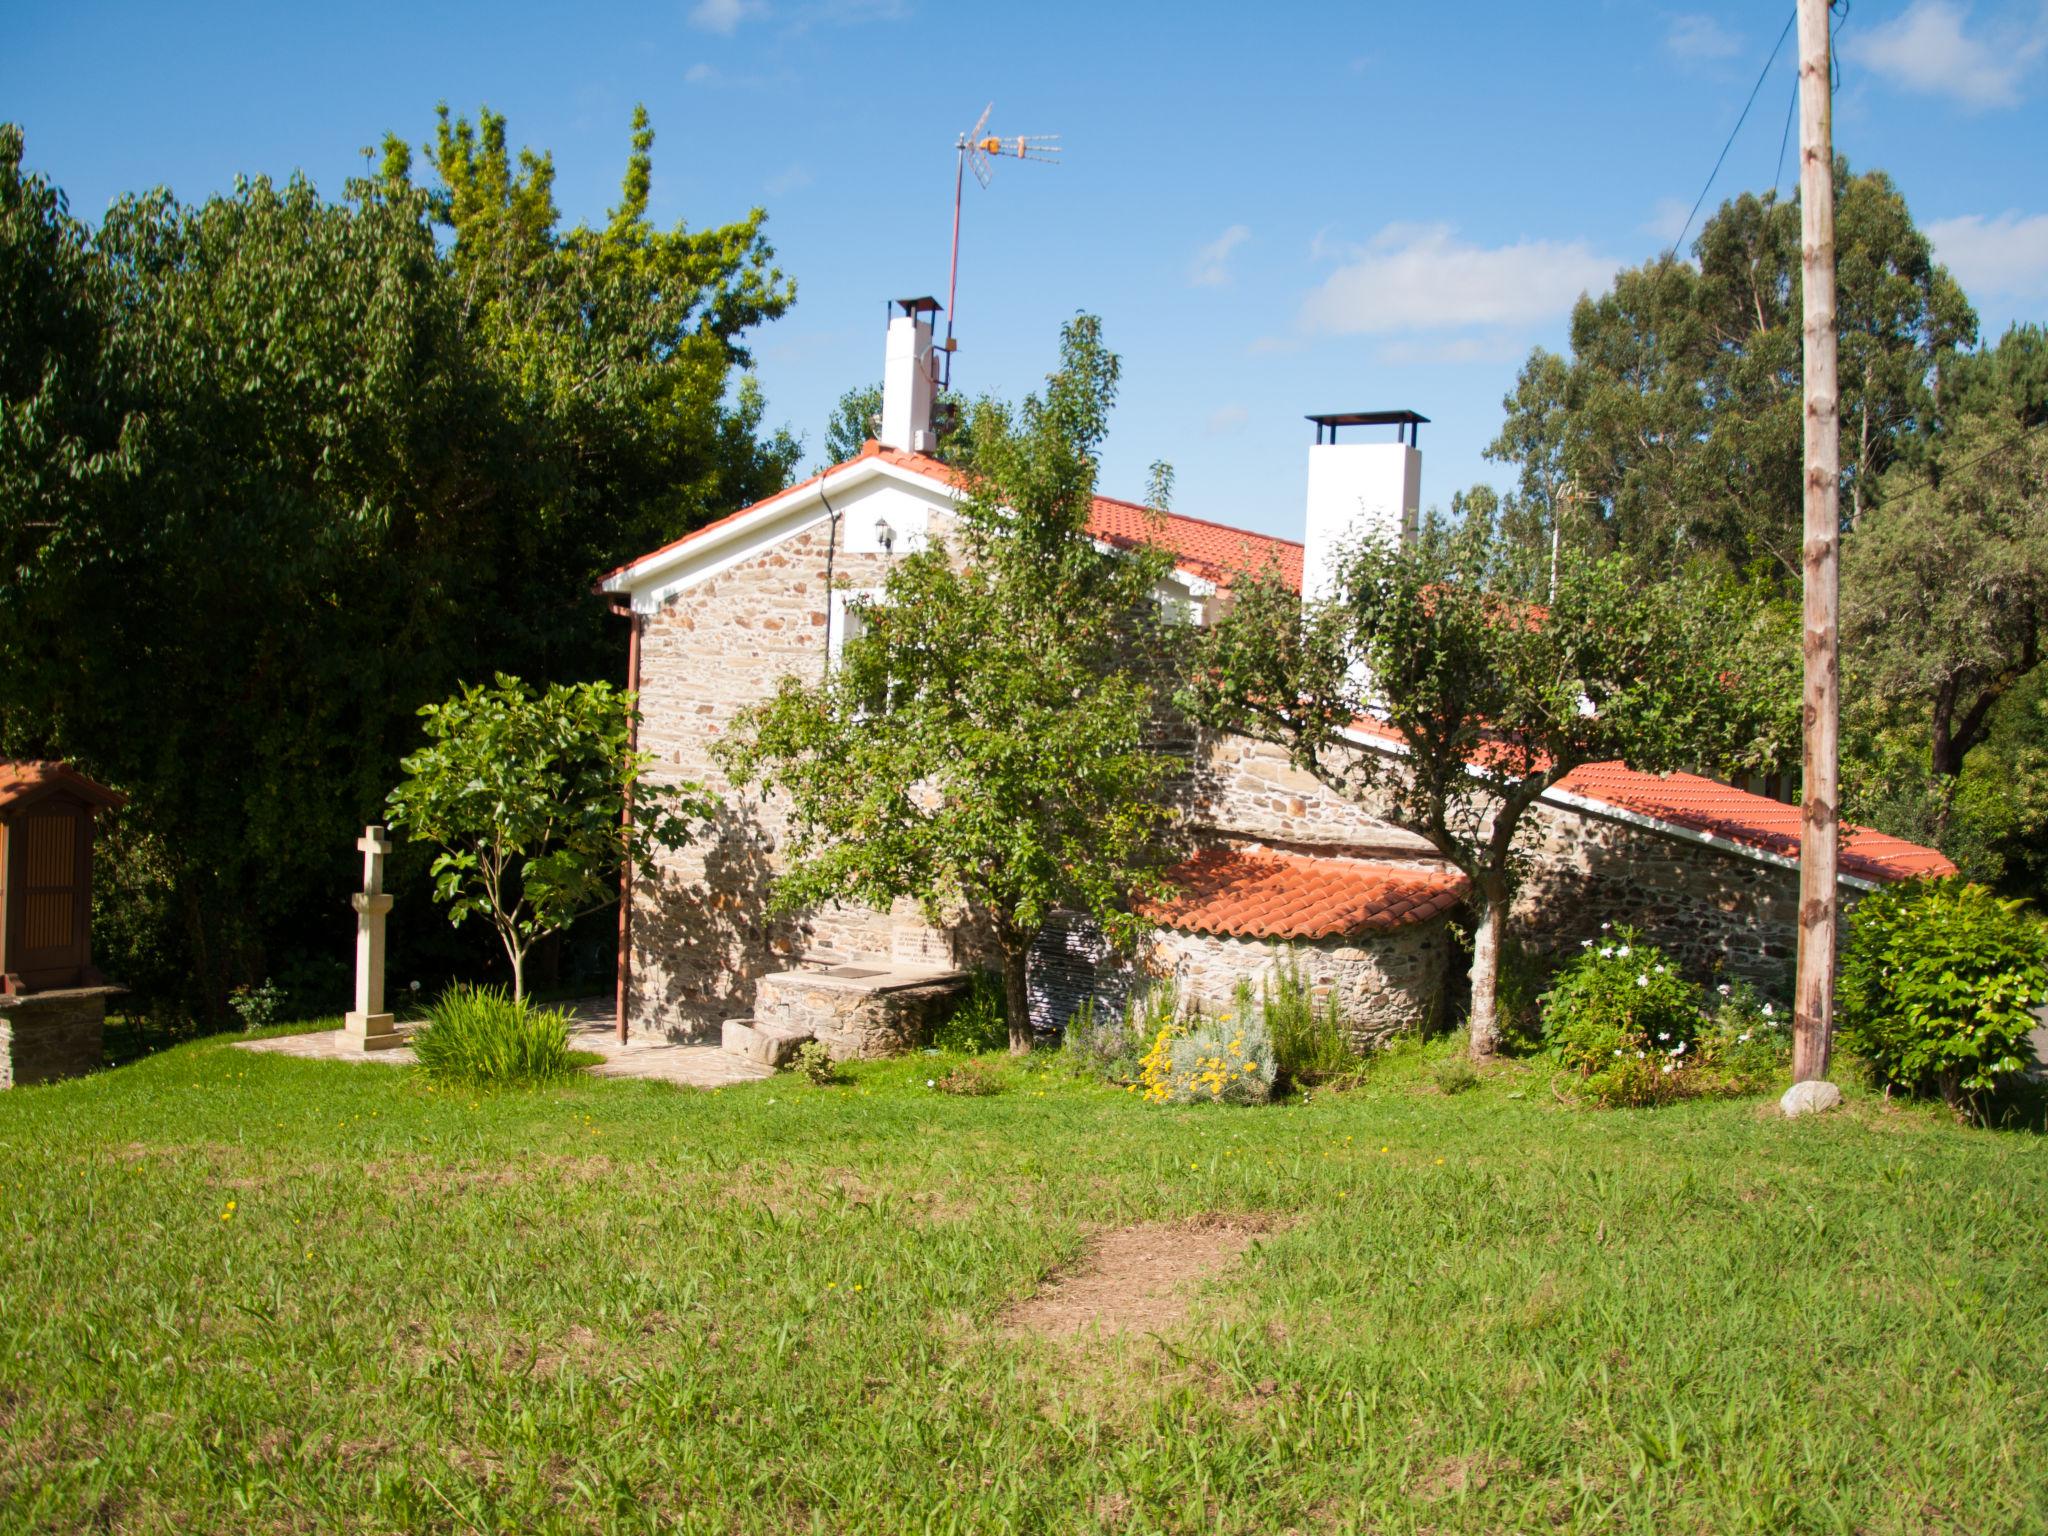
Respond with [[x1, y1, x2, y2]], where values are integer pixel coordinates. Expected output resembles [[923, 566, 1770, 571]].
[[1599, 946, 1615, 959], [1636, 1050, 1646, 1059], [1674, 1040, 1687, 1055], [1617, 946, 1632, 959], [1580, 939, 1593, 948], [1761, 1003, 1774, 1017], [1637, 975, 1650, 988], [1654, 964, 1666, 975], [1657, 1032, 1670, 1041], [1738, 1032, 1751, 1043], [926, 1079, 936, 1088], [1601, 921, 1612, 931], [1613, 1048, 1623, 1057], [1662, 1063, 1675, 1074], [1717, 984, 1731, 996]]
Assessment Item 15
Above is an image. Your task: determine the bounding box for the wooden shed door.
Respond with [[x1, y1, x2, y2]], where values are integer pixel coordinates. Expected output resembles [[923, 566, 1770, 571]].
[[14, 809, 87, 985]]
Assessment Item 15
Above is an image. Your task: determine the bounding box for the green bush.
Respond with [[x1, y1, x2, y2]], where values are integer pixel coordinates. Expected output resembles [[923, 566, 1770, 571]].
[[1694, 980, 1792, 1092], [227, 979, 284, 1032], [1138, 1003, 1276, 1106], [1432, 1057, 1479, 1095], [933, 972, 1008, 1053], [788, 1039, 838, 1086], [1250, 955, 1362, 1087], [1544, 926, 1706, 1107], [1063, 986, 1171, 1083], [1839, 879, 2048, 1117], [411, 984, 579, 1087]]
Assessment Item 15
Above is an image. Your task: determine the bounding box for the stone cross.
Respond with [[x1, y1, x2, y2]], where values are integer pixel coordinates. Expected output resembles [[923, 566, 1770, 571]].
[[342, 824, 403, 1051]]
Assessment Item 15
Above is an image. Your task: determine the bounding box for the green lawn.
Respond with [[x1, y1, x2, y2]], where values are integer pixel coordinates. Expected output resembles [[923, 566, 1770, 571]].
[[1, 1032, 2043, 1535]]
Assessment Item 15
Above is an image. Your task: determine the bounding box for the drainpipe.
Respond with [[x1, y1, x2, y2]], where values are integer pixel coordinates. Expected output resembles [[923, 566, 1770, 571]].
[[609, 596, 642, 1043]]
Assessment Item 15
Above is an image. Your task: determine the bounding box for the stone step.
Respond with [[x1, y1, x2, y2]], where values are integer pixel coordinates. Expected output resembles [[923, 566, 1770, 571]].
[[719, 1017, 815, 1069]]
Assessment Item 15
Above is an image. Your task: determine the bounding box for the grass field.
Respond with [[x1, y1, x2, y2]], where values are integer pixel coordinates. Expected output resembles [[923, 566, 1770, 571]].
[[1, 1029, 2043, 1534]]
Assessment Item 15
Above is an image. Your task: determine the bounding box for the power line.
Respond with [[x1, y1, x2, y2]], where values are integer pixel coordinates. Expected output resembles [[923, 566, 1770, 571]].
[[1671, 8, 1798, 255], [1868, 415, 2048, 518]]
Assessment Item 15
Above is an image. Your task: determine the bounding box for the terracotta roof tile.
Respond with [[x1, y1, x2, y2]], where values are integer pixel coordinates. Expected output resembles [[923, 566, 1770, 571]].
[[0, 761, 125, 815], [1553, 762, 1955, 884], [1142, 845, 1469, 940]]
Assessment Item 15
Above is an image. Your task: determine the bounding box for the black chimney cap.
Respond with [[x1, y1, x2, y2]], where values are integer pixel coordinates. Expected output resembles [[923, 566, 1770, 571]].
[[1307, 410, 1428, 445], [892, 296, 944, 317]]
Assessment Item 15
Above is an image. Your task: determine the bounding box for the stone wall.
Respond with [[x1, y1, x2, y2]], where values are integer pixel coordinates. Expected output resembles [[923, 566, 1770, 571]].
[[1027, 910, 1448, 1049], [1193, 733, 1428, 852], [753, 968, 969, 1060], [0, 988, 109, 1088], [1513, 798, 1848, 994], [630, 515, 971, 1038]]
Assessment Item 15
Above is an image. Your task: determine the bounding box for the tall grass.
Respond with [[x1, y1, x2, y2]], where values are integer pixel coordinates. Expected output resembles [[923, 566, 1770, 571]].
[[410, 984, 579, 1087], [1250, 953, 1361, 1087]]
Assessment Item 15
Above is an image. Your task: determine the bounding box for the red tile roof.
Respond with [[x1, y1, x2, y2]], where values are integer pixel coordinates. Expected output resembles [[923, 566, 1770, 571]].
[[1552, 762, 1956, 883], [1143, 845, 1469, 940], [600, 440, 1304, 593], [0, 761, 125, 815]]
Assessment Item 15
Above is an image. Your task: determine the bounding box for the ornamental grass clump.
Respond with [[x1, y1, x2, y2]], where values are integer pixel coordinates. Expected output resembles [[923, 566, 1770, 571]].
[[411, 984, 579, 1088], [1253, 956, 1362, 1087], [1543, 926, 1705, 1108], [1138, 1005, 1276, 1106], [1839, 878, 2048, 1122]]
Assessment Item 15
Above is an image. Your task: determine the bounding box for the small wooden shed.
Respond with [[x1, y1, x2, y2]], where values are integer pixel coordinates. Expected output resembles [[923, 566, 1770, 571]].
[[0, 762, 125, 997]]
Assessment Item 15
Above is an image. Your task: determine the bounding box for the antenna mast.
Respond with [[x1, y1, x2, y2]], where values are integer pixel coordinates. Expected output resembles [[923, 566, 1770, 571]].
[[942, 104, 1060, 391]]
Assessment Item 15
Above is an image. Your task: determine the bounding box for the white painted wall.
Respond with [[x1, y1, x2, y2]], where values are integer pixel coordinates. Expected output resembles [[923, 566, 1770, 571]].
[[1301, 442, 1421, 601]]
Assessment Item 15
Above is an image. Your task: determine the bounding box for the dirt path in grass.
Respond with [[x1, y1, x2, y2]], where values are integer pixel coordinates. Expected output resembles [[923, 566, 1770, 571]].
[[1001, 1215, 1275, 1339]]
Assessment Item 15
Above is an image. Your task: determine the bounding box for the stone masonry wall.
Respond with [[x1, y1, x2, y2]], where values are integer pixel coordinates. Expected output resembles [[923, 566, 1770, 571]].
[[0, 989, 108, 1089], [1027, 910, 1447, 1049], [630, 517, 962, 1039]]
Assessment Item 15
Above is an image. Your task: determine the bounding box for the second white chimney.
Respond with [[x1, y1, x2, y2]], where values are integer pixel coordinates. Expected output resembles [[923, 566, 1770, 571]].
[[1300, 410, 1424, 602], [878, 296, 941, 454]]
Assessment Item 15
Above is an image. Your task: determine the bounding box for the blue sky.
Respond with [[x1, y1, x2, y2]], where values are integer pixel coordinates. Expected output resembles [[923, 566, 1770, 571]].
[[7, 0, 2045, 540]]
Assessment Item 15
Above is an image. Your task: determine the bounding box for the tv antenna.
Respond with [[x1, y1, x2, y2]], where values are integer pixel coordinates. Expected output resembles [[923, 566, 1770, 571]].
[[942, 103, 1060, 390]]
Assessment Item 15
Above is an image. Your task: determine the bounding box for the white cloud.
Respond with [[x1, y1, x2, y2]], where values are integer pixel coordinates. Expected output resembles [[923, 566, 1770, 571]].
[[689, 0, 767, 34], [1189, 224, 1251, 287], [1843, 0, 2044, 109], [1641, 196, 1692, 245], [1666, 13, 1742, 61], [1204, 404, 1250, 436], [1374, 335, 1523, 367], [684, 62, 718, 84], [1299, 223, 1614, 336], [765, 163, 813, 196], [1928, 210, 2048, 296]]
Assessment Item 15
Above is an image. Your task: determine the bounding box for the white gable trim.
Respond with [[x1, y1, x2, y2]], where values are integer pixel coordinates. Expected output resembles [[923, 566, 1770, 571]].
[[599, 457, 959, 614]]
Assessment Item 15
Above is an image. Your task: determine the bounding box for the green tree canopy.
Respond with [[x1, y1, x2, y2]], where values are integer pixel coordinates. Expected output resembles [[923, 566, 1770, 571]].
[[1187, 522, 1796, 1060], [1489, 163, 1975, 578], [387, 676, 714, 1001], [0, 113, 799, 1017], [721, 316, 1188, 1052]]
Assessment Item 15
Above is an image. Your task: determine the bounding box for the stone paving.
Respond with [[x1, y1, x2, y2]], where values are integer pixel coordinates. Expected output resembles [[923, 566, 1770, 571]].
[[232, 997, 773, 1089]]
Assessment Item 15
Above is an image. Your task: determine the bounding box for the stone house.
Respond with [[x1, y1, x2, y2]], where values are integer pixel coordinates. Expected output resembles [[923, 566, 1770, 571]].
[[596, 302, 1951, 1051]]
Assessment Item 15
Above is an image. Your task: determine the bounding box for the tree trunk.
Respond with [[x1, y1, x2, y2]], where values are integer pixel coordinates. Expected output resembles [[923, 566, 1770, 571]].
[[1002, 947, 1033, 1056], [503, 931, 528, 1004], [1467, 883, 1509, 1062]]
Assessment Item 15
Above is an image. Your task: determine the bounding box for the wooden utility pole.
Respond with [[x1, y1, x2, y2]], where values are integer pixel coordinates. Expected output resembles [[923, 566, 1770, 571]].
[[1793, 0, 1840, 1084]]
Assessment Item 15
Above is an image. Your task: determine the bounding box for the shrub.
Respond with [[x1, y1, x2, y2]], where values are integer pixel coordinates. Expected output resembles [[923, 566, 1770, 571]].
[[1432, 1057, 1479, 1095], [1694, 980, 1791, 1093], [933, 972, 1008, 1053], [411, 984, 578, 1087], [935, 1060, 1002, 1096], [227, 979, 284, 1032], [1252, 956, 1362, 1087], [1839, 879, 2048, 1117], [789, 1039, 838, 1086], [1138, 1005, 1276, 1106], [1543, 926, 1706, 1107]]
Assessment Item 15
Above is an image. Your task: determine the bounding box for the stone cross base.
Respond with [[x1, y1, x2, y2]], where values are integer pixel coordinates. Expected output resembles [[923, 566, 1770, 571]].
[[342, 1010, 405, 1052]]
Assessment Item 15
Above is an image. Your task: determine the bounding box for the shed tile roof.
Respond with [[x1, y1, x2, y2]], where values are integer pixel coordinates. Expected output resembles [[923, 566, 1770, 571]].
[[0, 761, 125, 815], [1142, 845, 1469, 940], [1552, 762, 1956, 883]]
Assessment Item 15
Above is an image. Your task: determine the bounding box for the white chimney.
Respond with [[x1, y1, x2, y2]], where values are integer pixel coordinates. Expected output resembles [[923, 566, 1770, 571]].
[[878, 296, 941, 454], [1301, 411, 1425, 601]]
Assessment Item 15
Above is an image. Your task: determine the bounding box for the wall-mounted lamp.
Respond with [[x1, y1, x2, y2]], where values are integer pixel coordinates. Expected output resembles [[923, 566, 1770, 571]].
[[873, 515, 896, 554]]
